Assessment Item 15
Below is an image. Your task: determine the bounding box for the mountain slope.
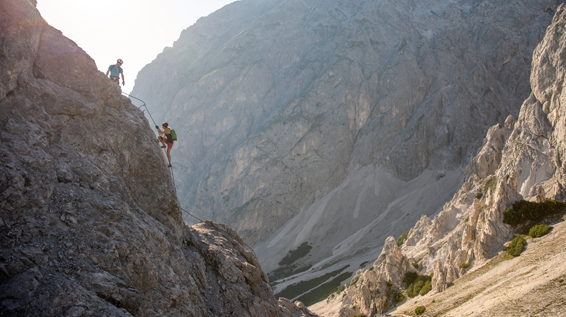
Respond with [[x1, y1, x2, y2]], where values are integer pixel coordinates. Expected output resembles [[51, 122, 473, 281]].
[[392, 220, 566, 316], [311, 4, 566, 315], [132, 0, 559, 300], [0, 1, 312, 316]]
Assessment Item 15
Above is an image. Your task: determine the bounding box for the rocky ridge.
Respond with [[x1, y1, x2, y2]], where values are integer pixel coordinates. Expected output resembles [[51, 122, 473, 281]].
[[0, 1, 313, 316], [310, 3, 566, 316], [132, 0, 560, 299]]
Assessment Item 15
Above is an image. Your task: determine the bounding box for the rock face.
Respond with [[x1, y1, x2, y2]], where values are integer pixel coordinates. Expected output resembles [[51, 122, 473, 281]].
[[0, 1, 307, 316], [311, 3, 566, 316], [132, 0, 558, 299], [330, 237, 417, 316]]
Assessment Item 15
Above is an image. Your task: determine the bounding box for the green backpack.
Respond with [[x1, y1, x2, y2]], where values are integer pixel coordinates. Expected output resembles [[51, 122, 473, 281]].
[[170, 129, 177, 142]]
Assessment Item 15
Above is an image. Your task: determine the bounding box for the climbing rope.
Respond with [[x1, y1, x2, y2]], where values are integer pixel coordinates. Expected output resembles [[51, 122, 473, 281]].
[[123, 91, 178, 189], [122, 92, 159, 127], [122, 92, 254, 251]]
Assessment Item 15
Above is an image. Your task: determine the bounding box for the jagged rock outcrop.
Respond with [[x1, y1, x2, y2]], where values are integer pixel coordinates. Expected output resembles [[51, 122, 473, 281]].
[[132, 0, 559, 299], [310, 3, 566, 316], [0, 1, 304, 316], [278, 298, 321, 317], [322, 237, 417, 316]]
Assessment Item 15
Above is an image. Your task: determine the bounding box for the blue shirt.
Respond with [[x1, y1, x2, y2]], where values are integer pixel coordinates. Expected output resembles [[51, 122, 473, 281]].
[[108, 64, 123, 77]]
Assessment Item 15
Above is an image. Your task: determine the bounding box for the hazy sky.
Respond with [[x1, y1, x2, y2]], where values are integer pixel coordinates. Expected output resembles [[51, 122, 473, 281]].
[[37, 0, 237, 93]]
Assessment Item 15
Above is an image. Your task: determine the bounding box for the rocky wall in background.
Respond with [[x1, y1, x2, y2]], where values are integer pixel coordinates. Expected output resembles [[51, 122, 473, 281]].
[[132, 0, 561, 300], [312, 3, 566, 316]]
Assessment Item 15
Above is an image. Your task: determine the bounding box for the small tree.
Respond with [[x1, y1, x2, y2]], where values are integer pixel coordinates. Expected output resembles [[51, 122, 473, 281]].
[[503, 200, 564, 225], [407, 279, 425, 297], [404, 272, 418, 286], [406, 274, 432, 297], [420, 280, 432, 295]]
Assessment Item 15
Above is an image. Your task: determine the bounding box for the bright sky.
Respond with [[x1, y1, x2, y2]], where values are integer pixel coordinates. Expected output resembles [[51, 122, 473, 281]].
[[37, 0, 237, 93]]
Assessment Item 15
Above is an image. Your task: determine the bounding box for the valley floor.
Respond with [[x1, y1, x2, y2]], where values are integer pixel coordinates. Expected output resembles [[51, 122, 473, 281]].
[[389, 220, 566, 317]]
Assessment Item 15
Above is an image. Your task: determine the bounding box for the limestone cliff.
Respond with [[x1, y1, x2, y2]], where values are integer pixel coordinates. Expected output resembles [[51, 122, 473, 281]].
[[132, 0, 560, 301], [0, 1, 313, 316], [311, 3, 566, 316]]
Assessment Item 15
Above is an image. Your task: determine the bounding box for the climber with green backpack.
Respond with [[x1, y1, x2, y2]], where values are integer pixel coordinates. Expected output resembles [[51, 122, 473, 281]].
[[156, 122, 177, 167]]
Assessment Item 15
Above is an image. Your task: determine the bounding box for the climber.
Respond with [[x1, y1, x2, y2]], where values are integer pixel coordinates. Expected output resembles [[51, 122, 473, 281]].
[[106, 58, 125, 86], [156, 122, 175, 167]]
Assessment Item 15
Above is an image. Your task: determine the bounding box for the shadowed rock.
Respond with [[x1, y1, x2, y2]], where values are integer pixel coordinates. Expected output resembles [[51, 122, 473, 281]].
[[0, 1, 307, 315]]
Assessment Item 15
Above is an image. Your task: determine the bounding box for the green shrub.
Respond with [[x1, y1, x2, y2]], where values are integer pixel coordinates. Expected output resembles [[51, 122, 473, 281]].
[[412, 262, 419, 269], [393, 292, 405, 303], [415, 306, 426, 315], [346, 277, 359, 288], [404, 272, 418, 286], [529, 224, 553, 238], [335, 285, 345, 294], [369, 266, 374, 271], [420, 280, 432, 296], [406, 274, 432, 297], [507, 236, 527, 257], [459, 263, 471, 269], [350, 314, 365, 317], [464, 216, 470, 223], [396, 231, 409, 246], [386, 281, 392, 287], [407, 279, 425, 297], [475, 192, 483, 199], [503, 200, 564, 225]]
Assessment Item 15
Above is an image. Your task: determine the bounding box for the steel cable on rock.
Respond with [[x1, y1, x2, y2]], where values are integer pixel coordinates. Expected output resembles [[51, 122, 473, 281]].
[[122, 92, 159, 127], [122, 93, 254, 251]]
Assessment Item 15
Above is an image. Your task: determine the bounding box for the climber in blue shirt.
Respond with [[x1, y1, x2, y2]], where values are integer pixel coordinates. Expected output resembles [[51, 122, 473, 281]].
[[106, 59, 125, 86]]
